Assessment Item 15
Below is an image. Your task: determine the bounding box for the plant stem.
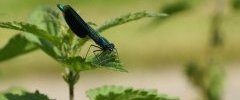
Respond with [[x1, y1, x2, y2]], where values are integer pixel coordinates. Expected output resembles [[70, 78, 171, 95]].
[[63, 69, 80, 100], [69, 81, 74, 100]]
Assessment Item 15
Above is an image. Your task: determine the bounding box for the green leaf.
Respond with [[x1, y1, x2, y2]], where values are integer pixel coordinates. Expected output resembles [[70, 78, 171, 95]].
[[0, 7, 61, 61], [161, 1, 189, 16], [232, 0, 240, 10], [58, 56, 96, 72], [0, 88, 50, 100], [28, 7, 64, 59], [97, 11, 168, 32], [150, 1, 190, 26], [59, 50, 126, 72], [29, 7, 61, 36], [0, 87, 26, 100], [185, 60, 224, 100], [4, 92, 49, 100], [88, 22, 98, 27], [62, 69, 80, 86], [39, 39, 62, 59], [0, 21, 62, 59], [2, 91, 50, 100], [86, 85, 179, 100], [0, 34, 38, 62], [89, 50, 127, 72], [0, 21, 57, 45]]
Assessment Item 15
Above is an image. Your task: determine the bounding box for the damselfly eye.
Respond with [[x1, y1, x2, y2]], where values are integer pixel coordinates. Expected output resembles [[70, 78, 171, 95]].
[[57, 4, 65, 12]]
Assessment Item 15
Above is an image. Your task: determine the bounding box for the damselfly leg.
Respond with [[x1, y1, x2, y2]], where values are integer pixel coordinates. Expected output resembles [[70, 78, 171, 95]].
[[93, 49, 103, 61], [113, 48, 119, 56], [84, 44, 102, 59], [84, 44, 119, 66]]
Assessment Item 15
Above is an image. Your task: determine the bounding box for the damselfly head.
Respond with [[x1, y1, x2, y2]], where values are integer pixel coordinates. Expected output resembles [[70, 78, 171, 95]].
[[108, 43, 115, 51], [57, 4, 65, 12], [103, 43, 115, 52]]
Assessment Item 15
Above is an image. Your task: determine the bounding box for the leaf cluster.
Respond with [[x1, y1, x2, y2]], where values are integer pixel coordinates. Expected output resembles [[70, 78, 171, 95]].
[[0, 6, 171, 100], [185, 60, 224, 100], [0, 88, 50, 100], [232, 0, 240, 10], [0, 7, 167, 73], [161, 1, 190, 16], [87, 85, 179, 100]]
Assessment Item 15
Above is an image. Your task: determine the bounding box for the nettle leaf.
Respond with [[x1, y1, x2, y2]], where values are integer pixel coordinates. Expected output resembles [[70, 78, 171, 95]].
[[0, 34, 38, 62], [0, 21, 62, 59], [97, 11, 168, 32], [88, 22, 98, 27], [0, 7, 62, 61], [58, 56, 95, 72], [24, 7, 61, 44], [2, 91, 50, 100], [29, 7, 62, 36], [150, 1, 190, 26], [232, 0, 240, 10], [0, 88, 50, 100], [0, 6, 64, 59], [59, 51, 127, 72], [185, 60, 224, 100], [86, 85, 179, 100], [89, 50, 127, 72], [161, 1, 189, 16], [0, 21, 56, 45], [29, 7, 64, 59]]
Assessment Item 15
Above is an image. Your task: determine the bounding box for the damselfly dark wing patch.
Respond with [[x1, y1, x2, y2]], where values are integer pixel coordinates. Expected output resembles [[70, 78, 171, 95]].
[[62, 5, 97, 38]]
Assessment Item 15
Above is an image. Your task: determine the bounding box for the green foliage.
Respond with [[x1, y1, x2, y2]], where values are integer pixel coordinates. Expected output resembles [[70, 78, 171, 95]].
[[0, 34, 38, 62], [0, 22, 56, 44], [185, 60, 224, 100], [3, 91, 50, 100], [0, 22, 61, 59], [210, 11, 224, 48], [97, 11, 168, 32], [0, 7, 167, 73], [150, 0, 189, 26], [211, 27, 223, 47], [161, 1, 189, 16], [232, 0, 240, 10], [59, 51, 127, 72], [0, 6, 170, 100], [89, 51, 127, 72], [0, 7, 68, 62], [0, 88, 50, 100], [0, 7, 125, 72], [185, 2, 225, 99], [63, 69, 80, 86], [86, 85, 179, 100]]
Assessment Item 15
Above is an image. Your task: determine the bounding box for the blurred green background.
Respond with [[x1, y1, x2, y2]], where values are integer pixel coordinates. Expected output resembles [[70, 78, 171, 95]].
[[0, 0, 239, 100]]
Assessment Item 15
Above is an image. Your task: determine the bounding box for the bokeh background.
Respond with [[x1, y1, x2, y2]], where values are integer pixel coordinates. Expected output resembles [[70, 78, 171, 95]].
[[0, 0, 239, 100]]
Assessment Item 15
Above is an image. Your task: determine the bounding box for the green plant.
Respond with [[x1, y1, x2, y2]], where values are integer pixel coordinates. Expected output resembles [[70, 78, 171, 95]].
[[185, 0, 225, 100], [232, 0, 240, 10], [0, 87, 50, 100], [150, 0, 190, 26], [161, 0, 189, 16], [185, 60, 224, 100], [87, 85, 179, 100], [0, 6, 176, 100]]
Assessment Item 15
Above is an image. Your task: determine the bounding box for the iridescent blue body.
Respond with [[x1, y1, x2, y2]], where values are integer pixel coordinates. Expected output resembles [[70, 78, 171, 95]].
[[57, 4, 115, 51]]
